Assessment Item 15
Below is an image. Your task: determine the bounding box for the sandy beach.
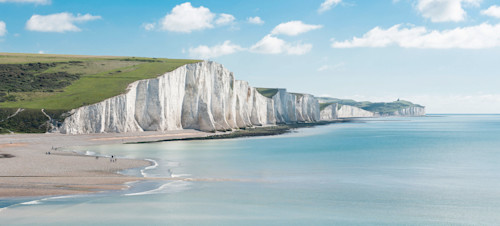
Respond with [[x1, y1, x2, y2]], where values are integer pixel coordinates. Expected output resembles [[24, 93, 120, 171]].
[[0, 130, 211, 198]]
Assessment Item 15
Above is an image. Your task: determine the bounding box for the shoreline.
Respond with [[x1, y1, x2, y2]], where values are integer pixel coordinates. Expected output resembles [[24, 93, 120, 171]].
[[0, 120, 349, 199], [133, 119, 352, 144], [0, 129, 211, 198]]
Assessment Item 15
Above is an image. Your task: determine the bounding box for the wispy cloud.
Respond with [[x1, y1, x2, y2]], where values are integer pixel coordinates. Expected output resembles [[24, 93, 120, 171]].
[[142, 23, 155, 31], [317, 65, 329, 72], [189, 34, 313, 58], [189, 40, 244, 59], [215, 13, 235, 26], [331, 23, 500, 49], [0, 21, 6, 36], [271, 21, 322, 36], [317, 62, 345, 72], [318, 0, 342, 14], [26, 12, 101, 32], [247, 16, 264, 25], [250, 35, 312, 55]]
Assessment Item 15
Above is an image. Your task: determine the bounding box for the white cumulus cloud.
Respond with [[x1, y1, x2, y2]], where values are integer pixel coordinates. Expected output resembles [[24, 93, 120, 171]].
[[160, 2, 214, 33], [271, 21, 322, 36], [189, 40, 243, 59], [481, 5, 500, 18], [416, 0, 481, 22], [331, 23, 500, 49], [158, 2, 234, 33], [25, 12, 101, 32], [215, 13, 235, 25], [247, 16, 264, 25], [0, 21, 6, 36], [318, 0, 342, 13], [250, 35, 312, 55], [0, 0, 50, 4]]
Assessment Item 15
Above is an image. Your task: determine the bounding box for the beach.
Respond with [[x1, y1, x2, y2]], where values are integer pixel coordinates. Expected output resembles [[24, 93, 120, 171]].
[[0, 122, 338, 198], [0, 130, 211, 198]]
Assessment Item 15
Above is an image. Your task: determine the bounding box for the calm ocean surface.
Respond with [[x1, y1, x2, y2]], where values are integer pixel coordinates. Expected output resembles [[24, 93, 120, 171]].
[[2, 115, 500, 225]]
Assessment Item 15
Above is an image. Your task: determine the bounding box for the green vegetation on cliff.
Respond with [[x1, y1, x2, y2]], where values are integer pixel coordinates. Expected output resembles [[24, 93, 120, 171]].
[[319, 103, 333, 111], [318, 97, 423, 114], [256, 88, 279, 98], [0, 53, 200, 110], [0, 108, 67, 133]]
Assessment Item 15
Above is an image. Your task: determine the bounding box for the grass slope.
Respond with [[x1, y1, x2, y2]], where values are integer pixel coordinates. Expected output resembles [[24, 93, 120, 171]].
[[319, 103, 333, 111], [256, 88, 279, 98], [0, 53, 200, 110]]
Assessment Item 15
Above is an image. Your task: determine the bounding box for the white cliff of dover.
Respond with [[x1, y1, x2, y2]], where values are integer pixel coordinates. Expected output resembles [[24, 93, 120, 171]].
[[320, 103, 338, 121], [320, 104, 375, 120], [378, 106, 426, 117], [337, 105, 376, 118], [319, 103, 425, 120], [60, 61, 320, 134]]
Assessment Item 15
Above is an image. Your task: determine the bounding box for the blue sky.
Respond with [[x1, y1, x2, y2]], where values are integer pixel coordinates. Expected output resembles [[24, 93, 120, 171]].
[[1, 0, 500, 113]]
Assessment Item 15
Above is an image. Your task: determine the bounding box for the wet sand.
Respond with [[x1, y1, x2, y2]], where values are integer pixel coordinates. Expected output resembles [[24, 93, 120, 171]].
[[0, 130, 211, 198]]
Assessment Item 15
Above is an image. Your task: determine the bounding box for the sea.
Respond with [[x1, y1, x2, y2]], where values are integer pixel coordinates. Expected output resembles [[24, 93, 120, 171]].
[[1, 115, 500, 225]]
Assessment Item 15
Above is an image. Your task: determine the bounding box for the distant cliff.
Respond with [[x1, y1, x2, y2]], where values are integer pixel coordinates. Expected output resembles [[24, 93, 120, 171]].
[[319, 98, 425, 120], [338, 105, 376, 118], [377, 106, 426, 117], [60, 61, 320, 134], [320, 103, 375, 120]]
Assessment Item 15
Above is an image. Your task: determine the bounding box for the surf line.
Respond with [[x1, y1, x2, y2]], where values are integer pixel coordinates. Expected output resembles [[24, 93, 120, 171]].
[[141, 159, 159, 177]]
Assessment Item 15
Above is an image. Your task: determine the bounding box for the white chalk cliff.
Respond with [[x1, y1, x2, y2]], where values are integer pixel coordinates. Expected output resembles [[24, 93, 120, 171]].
[[60, 61, 320, 134], [319, 104, 425, 119], [378, 106, 426, 117], [336, 105, 375, 118], [320, 103, 338, 121]]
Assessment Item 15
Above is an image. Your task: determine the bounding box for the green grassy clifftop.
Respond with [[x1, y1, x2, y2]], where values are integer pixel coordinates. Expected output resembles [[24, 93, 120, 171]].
[[0, 53, 200, 110]]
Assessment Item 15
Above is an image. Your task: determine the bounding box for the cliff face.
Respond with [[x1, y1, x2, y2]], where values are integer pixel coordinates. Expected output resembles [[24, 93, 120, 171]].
[[271, 90, 320, 124], [378, 106, 426, 117], [60, 61, 320, 134], [320, 103, 338, 121], [319, 104, 426, 119], [337, 105, 375, 118]]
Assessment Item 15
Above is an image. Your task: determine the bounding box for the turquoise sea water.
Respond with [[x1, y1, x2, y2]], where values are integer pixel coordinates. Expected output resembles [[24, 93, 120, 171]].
[[1, 115, 500, 225]]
